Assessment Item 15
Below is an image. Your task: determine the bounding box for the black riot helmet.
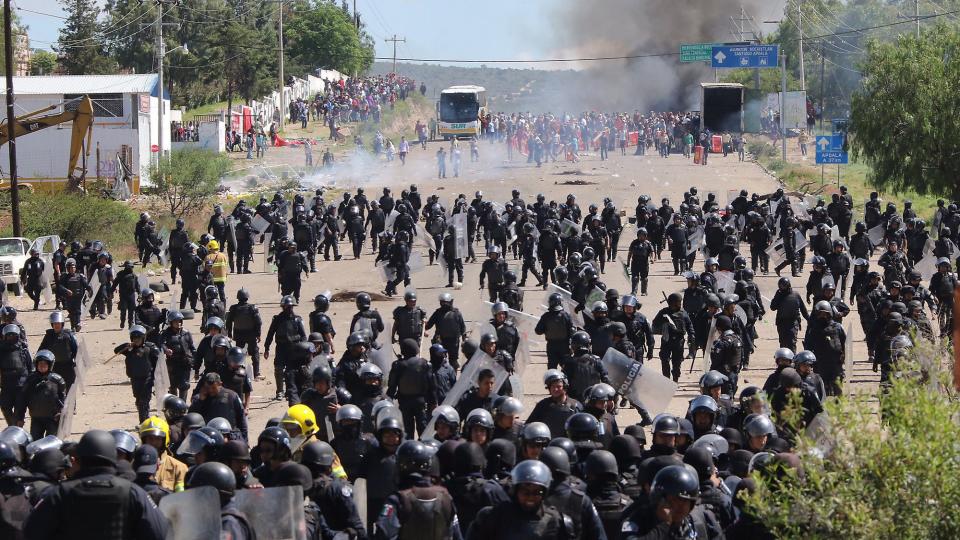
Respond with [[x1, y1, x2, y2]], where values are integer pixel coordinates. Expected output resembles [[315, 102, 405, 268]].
[[396, 440, 434, 478], [650, 465, 700, 504], [584, 449, 619, 482]]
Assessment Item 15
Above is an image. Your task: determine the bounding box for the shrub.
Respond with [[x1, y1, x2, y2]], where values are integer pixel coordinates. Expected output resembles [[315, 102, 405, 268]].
[[11, 192, 139, 253], [145, 148, 232, 218], [743, 339, 960, 539]]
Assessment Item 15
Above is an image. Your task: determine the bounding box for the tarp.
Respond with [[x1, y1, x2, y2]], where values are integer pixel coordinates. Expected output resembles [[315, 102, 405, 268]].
[[232, 486, 308, 540], [601, 347, 677, 415], [158, 486, 222, 540], [452, 213, 468, 259]]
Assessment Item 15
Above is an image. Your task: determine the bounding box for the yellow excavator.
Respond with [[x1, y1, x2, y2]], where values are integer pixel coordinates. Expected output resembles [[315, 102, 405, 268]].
[[0, 95, 94, 192]]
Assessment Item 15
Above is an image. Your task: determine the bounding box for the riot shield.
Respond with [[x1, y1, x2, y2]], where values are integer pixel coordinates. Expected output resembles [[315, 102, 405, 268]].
[[226, 216, 238, 248], [867, 224, 884, 246], [583, 287, 605, 320], [385, 210, 400, 231], [421, 349, 508, 440], [830, 225, 841, 244], [702, 317, 718, 372], [75, 336, 92, 394], [82, 272, 101, 317], [251, 214, 271, 235], [452, 213, 468, 259], [844, 321, 854, 382], [354, 478, 368, 532], [57, 384, 78, 438], [733, 305, 748, 328], [601, 348, 677, 416], [154, 352, 170, 414], [793, 229, 808, 253], [137, 271, 149, 293], [804, 412, 834, 458], [548, 284, 583, 327], [40, 254, 53, 306], [375, 260, 397, 282], [262, 232, 275, 273], [505, 222, 518, 248], [416, 224, 436, 255], [233, 486, 307, 540], [686, 226, 704, 256], [790, 199, 811, 220], [158, 486, 223, 540], [408, 251, 425, 274], [158, 228, 170, 267], [560, 219, 581, 239], [765, 239, 786, 269], [715, 271, 735, 294]]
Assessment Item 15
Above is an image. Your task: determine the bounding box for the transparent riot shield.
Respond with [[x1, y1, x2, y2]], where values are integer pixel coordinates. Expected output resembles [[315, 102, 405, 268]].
[[804, 412, 834, 458], [82, 271, 101, 317], [583, 287, 605, 320], [560, 219, 581, 239], [159, 228, 170, 267], [251, 214, 272, 235], [601, 347, 677, 417], [408, 251, 425, 274], [159, 486, 223, 540], [233, 486, 307, 540], [40, 254, 53, 306], [790, 198, 812, 220], [75, 336, 92, 394], [620, 260, 631, 283], [686, 226, 704, 256], [452, 213, 469, 259], [57, 384, 78, 438], [154, 351, 171, 414], [505, 222, 518, 248], [262, 232, 275, 273], [416, 224, 436, 255], [794, 229, 809, 253], [385, 210, 400, 231], [830, 225, 842, 244], [715, 271, 735, 294], [137, 271, 149, 293], [765, 239, 786, 269], [867, 224, 884, 246], [354, 478, 368, 532], [733, 305, 748, 328], [375, 259, 396, 282], [226, 216, 238, 249], [702, 317, 718, 372], [844, 321, 854, 382], [548, 284, 583, 327], [421, 349, 508, 440]]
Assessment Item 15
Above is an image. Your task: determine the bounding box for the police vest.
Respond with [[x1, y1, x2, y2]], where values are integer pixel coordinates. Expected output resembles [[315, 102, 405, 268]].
[[541, 312, 571, 342], [58, 474, 134, 539], [397, 358, 429, 396], [397, 485, 455, 540], [394, 308, 424, 339], [231, 304, 259, 333]]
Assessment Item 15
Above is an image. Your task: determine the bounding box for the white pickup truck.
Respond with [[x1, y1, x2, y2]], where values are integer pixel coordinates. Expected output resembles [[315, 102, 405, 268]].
[[0, 235, 60, 295]]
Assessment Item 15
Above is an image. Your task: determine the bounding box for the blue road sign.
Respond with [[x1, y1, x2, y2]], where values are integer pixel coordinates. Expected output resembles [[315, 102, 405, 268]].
[[711, 44, 779, 68], [815, 135, 848, 164]]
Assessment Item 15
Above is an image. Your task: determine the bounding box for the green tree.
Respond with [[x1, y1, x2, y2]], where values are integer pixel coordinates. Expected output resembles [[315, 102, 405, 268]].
[[0, 11, 25, 73], [743, 340, 960, 538], [285, 0, 374, 76], [56, 0, 115, 74], [146, 149, 231, 217], [850, 25, 960, 199], [30, 50, 58, 75]]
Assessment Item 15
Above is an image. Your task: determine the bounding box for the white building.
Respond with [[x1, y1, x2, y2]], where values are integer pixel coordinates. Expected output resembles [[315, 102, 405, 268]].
[[0, 74, 171, 192]]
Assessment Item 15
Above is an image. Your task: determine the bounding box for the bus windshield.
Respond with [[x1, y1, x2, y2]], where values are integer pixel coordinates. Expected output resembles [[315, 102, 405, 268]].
[[439, 93, 479, 123]]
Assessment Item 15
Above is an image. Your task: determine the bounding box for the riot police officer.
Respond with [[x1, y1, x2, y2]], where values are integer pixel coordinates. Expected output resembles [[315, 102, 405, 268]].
[[38, 311, 79, 393], [803, 301, 846, 396], [264, 295, 307, 401], [23, 429, 169, 539], [135, 288, 166, 347], [771, 277, 810, 351], [392, 290, 427, 345], [560, 331, 609, 404], [14, 350, 65, 439], [387, 339, 436, 439], [226, 288, 263, 379], [535, 293, 576, 370], [114, 325, 160, 423], [56, 259, 91, 332], [526, 370, 583, 439], [277, 241, 310, 302], [583, 450, 633, 540], [467, 460, 571, 539], [479, 246, 509, 302], [300, 441, 366, 536], [160, 310, 196, 399], [0, 324, 30, 425], [425, 293, 467, 370]]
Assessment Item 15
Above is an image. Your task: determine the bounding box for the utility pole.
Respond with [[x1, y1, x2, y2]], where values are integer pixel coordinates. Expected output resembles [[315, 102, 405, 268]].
[[268, 0, 289, 131], [781, 52, 788, 162], [384, 35, 406, 74], [916, 0, 921, 37], [798, 0, 805, 91], [4, 0, 20, 236], [144, 1, 178, 161], [353, 0, 359, 29]]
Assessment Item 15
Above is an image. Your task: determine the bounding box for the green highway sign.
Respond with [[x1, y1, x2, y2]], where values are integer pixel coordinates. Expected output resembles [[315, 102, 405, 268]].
[[680, 43, 722, 63]]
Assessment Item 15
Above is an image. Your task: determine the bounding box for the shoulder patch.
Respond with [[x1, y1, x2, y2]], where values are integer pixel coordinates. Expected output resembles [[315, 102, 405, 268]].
[[380, 503, 395, 518], [341, 485, 353, 498]]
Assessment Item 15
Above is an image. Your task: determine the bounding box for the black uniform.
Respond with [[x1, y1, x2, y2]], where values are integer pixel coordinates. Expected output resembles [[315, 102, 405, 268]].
[[467, 499, 570, 540], [770, 288, 810, 350], [114, 341, 161, 423], [535, 310, 576, 370], [277, 249, 310, 302], [425, 305, 467, 369], [652, 307, 696, 381], [393, 305, 427, 345], [15, 370, 66, 439], [23, 254, 45, 310], [226, 301, 263, 378], [159, 326, 196, 399], [264, 311, 307, 399], [386, 350, 436, 439], [38, 327, 79, 393], [57, 271, 92, 331], [479, 257, 509, 302], [803, 318, 847, 396], [626, 238, 654, 295], [0, 339, 29, 425]]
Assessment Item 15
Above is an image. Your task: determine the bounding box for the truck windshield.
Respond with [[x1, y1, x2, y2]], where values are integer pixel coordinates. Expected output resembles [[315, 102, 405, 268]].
[[0, 239, 23, 256], [440, 93, 479, 124]]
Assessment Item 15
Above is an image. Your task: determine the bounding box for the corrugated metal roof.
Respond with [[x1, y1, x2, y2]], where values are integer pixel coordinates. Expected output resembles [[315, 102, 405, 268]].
[[11, 74, 160, 96]]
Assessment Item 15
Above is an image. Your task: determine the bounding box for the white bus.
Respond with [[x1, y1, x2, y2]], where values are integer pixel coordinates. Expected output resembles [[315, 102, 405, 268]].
[[436, 85, 487, 139]]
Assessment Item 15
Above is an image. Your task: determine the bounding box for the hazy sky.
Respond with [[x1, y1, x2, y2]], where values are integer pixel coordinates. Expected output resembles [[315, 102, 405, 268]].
[[19, 0, 785, 67]]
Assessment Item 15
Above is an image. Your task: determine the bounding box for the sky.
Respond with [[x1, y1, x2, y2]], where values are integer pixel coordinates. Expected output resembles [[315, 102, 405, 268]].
[[18, 0, 785, 66]]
